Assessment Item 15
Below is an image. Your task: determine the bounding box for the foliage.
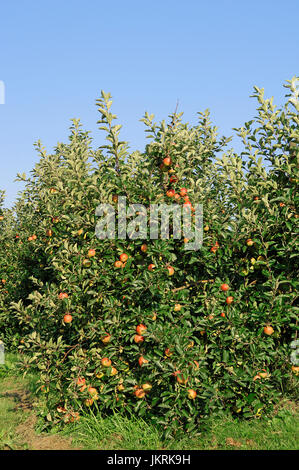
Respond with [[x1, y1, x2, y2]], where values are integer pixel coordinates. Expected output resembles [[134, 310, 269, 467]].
[[0, 78, 298, 438]]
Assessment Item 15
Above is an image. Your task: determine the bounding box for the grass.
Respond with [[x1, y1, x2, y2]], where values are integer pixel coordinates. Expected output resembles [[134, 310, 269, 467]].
[[0, 353, 298, 450]]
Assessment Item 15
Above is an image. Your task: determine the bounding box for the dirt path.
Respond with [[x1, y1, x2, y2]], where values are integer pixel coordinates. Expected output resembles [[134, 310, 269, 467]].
[[0, 378, 80, 450]]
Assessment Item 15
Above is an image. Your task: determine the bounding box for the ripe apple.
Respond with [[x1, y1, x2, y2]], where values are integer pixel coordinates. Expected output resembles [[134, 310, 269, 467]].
[[187, 389, 197, 399], [85, 398, 94, 407], [166, 189, 175, 198], [88, 386, 98, 399], [176, 373, 188, 385], [263, 325, 274, 335], [246, 239, 254, 246], [170, 175, 178, 183], [58, 292, 68, 300], [110, 367, 118, 376], [138, 356, 149, 366], [63, 314, 72, 324], [119, 253, 128, 262], [134, 388, 145, 398], [134, 334, 144, 344], [101, 357, 112, 367], [211, 246, 218, 253], [88, 248, 96, 258], [141, 244, 147, 253], [101, 333, 111, 344], [148, 263, 155, 271], [163, 157, 172, 166], [82, 259, 92, 268], [220, 283, 229, 291], [76, 377, 86, 387], [114, 260, 123, 268], [136, 324, 147, 335], [164, 348, 173, 357], [226, 296, 234, 305], [220, 312, 225, 318], [167, 266, 175, 276], [258, 369, 268, 379], [180, 188, 187, 197]]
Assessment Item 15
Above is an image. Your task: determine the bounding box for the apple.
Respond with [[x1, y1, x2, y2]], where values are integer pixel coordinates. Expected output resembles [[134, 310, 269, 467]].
[[246, 239, 254, 246], [136, 324, 147, 335], [170, 175, 178, 183], [101, 333, 111, 344], [138, 356, 148, 366], [119, 253, 129, 262], [164, 348, 173, 357], [110, 367, 118, 376], [167, 266, 175, 276], [166, 189, 175, 198], [58, 292, 69, 300], [63, 314, 72, 324], [148, 263, 155, 271], [263, 325, 274, 335], [46, 229, 53, 237], [220, 283, 229, 291], [220, 312, 225, 318], [187, 389, 197, 399], [174, 303, 182, 312], [101, 357, 112, 367], [180, 188, 187, 197], [76, 377, 86, 387], [163, 157, 172, 166], [114, 260, 123, 268], [142, 382, 152, 391], [88, 386, 98, 399], [88, 248, 96, 258], [85, 398, 94, 407], [134, 334, 144, 344], [134, 388, 145, 398], [141, 244, 148, 253], [226, 296, 234, 305], [82, 259, 92, 268]]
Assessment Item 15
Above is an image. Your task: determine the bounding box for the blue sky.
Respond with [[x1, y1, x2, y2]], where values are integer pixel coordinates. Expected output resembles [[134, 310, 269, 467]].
[[0, 0, 298, 207]]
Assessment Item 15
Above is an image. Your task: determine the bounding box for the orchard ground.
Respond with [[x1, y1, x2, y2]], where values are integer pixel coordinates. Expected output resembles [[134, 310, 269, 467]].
[[0, 354, 298, 450]]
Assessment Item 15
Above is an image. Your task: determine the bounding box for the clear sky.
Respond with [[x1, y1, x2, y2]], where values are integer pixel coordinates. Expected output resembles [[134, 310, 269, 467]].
[[0, 0, 298, 207]]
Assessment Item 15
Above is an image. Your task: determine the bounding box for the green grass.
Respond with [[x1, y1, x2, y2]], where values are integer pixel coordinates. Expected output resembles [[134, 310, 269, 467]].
[[59, 401, 298, 450], [1, 353, 298, 450]]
